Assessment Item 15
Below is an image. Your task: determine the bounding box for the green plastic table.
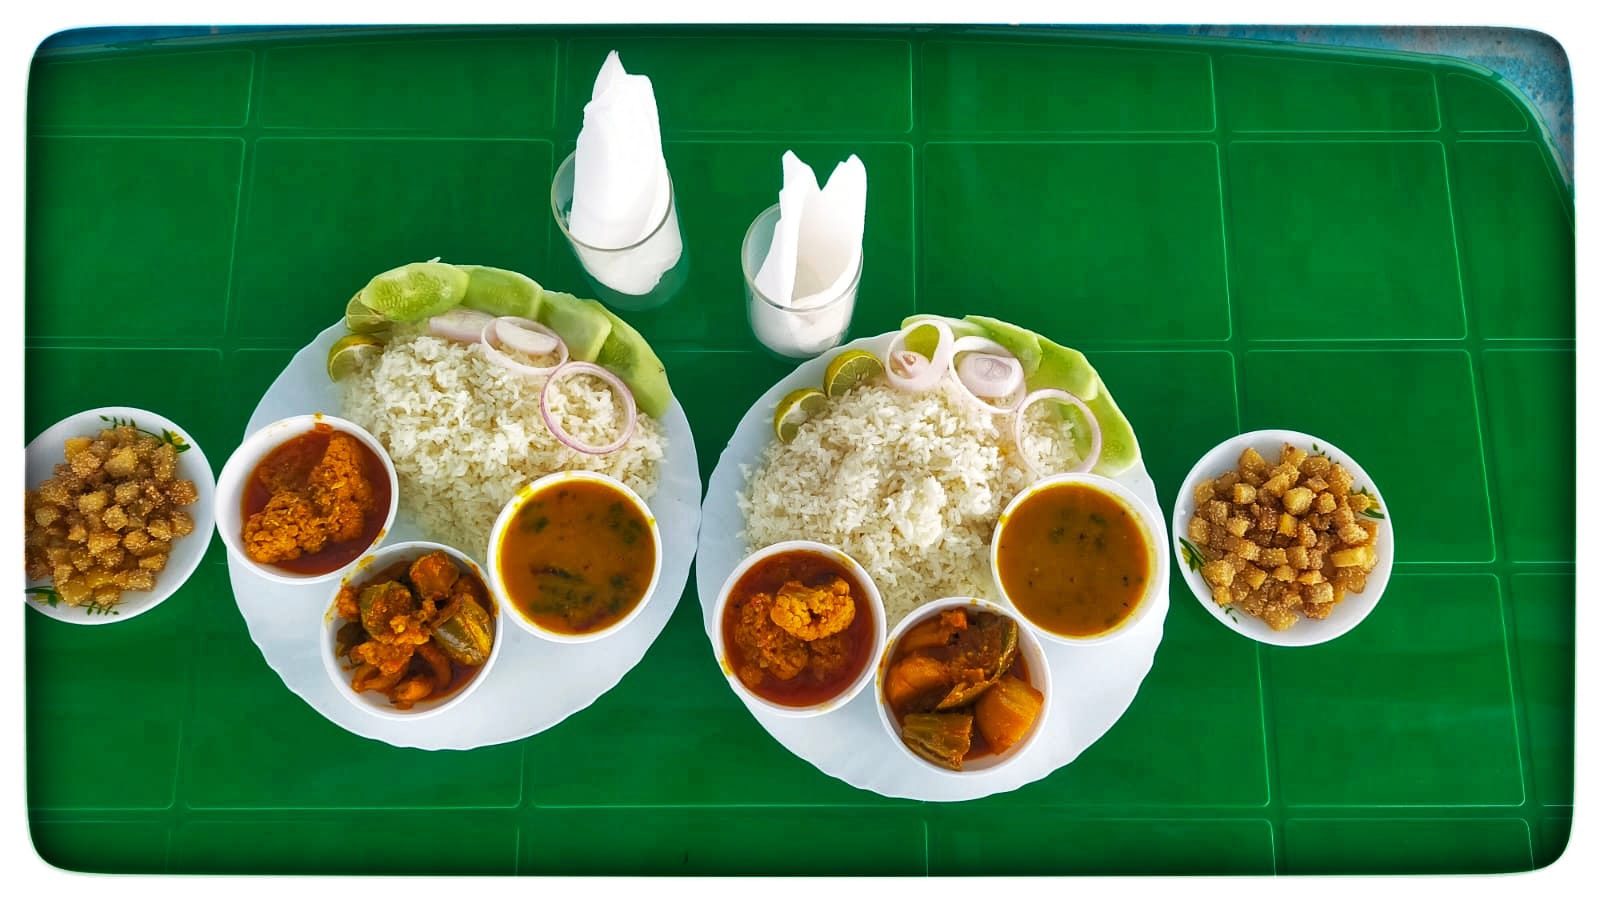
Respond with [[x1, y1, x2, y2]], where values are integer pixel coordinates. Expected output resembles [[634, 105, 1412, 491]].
[[24, 24, 1574, 876]]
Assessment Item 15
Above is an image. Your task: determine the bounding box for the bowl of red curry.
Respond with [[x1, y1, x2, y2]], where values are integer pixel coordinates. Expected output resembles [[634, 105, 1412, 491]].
[[712, 540, 887, 719], [215, 414, 399, 585]]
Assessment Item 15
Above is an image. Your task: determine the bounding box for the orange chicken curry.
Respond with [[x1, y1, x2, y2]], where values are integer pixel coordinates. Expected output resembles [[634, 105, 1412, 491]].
[[722, 548, 876, 708], [242, 424, 389, 575]]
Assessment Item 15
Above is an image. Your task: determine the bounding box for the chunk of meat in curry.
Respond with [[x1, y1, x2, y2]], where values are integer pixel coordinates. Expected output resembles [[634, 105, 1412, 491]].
[[243, 433, 378, 564], [732, 591, 809, 686], [408, 551, 459, 603], [348, 579, 436, 677], [244, 492, 327, 562], [769, 577, 856, 641]]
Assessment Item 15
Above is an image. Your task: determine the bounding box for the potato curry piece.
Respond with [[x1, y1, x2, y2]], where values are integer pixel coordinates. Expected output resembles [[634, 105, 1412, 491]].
[[333, 551, 496, 710], [24, 425, 199, 608], [242, 424, 389, 575], [721, 549, 877, 708], [497, 479, 657, 635], [883, 608, 1043, 770], [995, 482, 1152, 638]]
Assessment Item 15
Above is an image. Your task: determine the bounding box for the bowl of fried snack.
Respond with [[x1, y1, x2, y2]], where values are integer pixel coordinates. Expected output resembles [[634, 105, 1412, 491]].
[[1172, 429, 1393, 647], [24, 407, 216, 624]]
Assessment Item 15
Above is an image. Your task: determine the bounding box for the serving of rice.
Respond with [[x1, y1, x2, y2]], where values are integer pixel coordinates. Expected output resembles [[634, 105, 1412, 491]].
[[341, 330, 666, 555], [738, 379, 1077, 627]]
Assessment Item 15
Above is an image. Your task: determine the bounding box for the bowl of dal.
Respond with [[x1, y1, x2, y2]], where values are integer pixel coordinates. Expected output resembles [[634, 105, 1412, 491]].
[[989, 472, 1165, 646], [487, 470, 662, 644]]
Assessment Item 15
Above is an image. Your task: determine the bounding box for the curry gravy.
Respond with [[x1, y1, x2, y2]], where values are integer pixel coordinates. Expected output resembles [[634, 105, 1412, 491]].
[[996, 482, 1150, 637], [497, 478, 655, 635]]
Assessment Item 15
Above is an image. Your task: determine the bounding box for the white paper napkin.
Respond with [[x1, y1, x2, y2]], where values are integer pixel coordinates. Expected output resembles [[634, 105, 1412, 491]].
[[571, 51, 670, 248], [569, 52, 681, 295], [754, 151, 868, 309]]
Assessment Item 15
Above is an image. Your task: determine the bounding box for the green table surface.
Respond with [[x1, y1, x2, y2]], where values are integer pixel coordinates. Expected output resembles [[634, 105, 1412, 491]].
[[23, 24, 1574, 876]]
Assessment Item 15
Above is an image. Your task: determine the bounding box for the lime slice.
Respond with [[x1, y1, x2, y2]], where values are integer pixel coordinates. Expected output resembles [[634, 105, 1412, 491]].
[[343, 292, 390, 334], [823, 349, 884, 398], [327, 333, 385, 381], [358, 261, 469, 322], [773, 387, 828, 444]]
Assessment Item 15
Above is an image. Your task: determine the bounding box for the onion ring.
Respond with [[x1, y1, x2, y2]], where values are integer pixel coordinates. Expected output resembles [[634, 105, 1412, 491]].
[[494, 316, 561, 356], [948, 363, 1026, 415], [1013, 388, 1102, 477], [427, 308, 495, 344], [539, 361, 637, 455], [479, 316, 568, 377], [884, 319, 955, 392]]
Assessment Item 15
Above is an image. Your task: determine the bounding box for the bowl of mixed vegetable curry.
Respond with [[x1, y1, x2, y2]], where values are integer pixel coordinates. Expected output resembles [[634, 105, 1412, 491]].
[[324, 542, 501, 719]]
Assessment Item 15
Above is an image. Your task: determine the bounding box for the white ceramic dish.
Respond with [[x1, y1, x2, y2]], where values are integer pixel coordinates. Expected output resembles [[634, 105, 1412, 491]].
[[875, 597, 1052, 776], [696, 329, 1169, 802], [991, 472, 1168, 647], [710, 540, 887, 719], [226, 322, 701, 750], [322, 541, 504, 721], [24, 406, 216, 625], [488, 470, 664, 644], [1172, 428, 1395, 647], [214, 413, 399, 586]]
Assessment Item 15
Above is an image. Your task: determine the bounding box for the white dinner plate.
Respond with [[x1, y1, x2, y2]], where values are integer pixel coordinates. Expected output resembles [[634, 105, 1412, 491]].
[[227, 322, 701, 750], [696, 330, 1169, 802]]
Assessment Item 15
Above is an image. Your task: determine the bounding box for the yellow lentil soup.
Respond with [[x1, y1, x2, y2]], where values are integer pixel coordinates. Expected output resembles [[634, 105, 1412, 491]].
[[995, 481, 1151, 637], [497, 478, 656, 635]]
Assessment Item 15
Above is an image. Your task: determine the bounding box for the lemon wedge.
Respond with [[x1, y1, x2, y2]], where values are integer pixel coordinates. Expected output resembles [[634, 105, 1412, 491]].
[[343, 292, 390, 334], [822, 349, 884, 398], [327, 333, 385, 381], [773, 387, 828, 444]]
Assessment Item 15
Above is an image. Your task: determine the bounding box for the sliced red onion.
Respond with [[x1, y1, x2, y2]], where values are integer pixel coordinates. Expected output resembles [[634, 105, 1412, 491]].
[[956, 352, 1023, 398], [884, 319, 955, 392], [1014, 388, 1102, 477], [494, 316, 561, 356], [479, 316, 568, 377], [950, 335, 1011, 358], [428, 308, 495, 344], [540, 361, 637, 455], [948, 364, 1026, 415], [951, 336, 1023, 398]]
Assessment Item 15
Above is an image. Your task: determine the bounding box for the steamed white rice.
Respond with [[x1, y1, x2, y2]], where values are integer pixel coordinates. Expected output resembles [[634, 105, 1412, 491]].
[[341, 331, 665, 555], [739, 379, 1075, 626]]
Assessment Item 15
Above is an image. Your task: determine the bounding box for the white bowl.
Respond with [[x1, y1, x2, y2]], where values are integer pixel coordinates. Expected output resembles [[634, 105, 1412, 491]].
[[990, 472, 1168, 647], [487, 470, 663, 644], [214, 414, 399, 586], [1172, 429, 1395, 647], [710, 540, 888, 719], [875, 597, 1052, 775], [322, 540, 504, 721], [24, 406, 217, 625]]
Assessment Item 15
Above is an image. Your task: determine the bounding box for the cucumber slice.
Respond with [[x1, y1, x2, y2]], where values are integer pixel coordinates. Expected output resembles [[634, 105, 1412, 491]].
[[1086, 386, 1140, 477], [535, 290, 612, 362], [458, 265, 544, 319], [583, 299, 673, 419], [1029, 335, 1101, 401], [359, 261, 469, 322]]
